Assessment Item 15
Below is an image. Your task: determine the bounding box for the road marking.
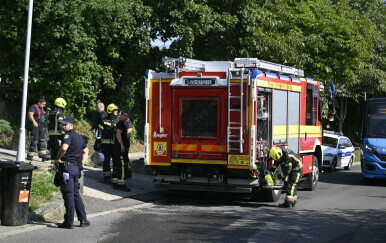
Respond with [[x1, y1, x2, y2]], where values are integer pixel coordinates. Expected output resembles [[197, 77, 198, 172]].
[[0, 201, 159, 239]]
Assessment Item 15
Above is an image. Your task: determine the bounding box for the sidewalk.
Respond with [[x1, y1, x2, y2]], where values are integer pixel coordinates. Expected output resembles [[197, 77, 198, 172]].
[[0, 148, 158, 237]]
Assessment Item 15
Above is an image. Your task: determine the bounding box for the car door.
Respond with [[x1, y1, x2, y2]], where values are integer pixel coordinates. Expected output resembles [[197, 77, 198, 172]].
[[338, 138, 350, 166]]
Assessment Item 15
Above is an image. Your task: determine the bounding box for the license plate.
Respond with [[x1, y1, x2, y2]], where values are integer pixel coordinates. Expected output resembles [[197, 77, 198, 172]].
[[185, 79, 214, 86]]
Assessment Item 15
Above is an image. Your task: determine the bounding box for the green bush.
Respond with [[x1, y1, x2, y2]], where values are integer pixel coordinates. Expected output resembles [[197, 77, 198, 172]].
[[0, 119, 14, 146]]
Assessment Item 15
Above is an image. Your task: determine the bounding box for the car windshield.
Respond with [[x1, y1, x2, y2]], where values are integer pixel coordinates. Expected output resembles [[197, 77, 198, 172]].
[[323, 136, 338, 148], [366, 114, 386, 138]]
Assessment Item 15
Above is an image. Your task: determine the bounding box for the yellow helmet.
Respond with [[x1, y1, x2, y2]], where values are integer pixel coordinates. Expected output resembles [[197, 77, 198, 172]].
[[107, 103, 118, 114], [54, 98, 67, 108], [269, 147, 283, 161]]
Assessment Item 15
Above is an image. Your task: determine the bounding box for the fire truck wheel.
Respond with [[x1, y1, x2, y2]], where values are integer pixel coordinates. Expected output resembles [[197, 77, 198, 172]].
[[250, 188, 282, 202], [303, 155, 319, 191]]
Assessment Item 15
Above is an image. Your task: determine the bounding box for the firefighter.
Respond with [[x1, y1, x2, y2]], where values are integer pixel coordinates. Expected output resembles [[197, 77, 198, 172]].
[[101, 103, 119, 183], [47, 98, 66, 164], [27, 98, 50, 161], [93, 102, 108, 151], [112, 111, 132, 191], [269, 146, 303, 208]]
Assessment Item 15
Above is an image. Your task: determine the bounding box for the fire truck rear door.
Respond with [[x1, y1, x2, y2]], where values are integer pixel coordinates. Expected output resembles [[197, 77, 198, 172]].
[[171, 88, 228, 160]]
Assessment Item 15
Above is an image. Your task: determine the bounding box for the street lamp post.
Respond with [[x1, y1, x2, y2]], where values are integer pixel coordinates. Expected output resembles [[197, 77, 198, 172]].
[[16, 0, 34, 162]]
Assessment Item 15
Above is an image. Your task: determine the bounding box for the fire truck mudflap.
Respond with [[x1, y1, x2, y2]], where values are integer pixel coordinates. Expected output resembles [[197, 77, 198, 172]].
[[144, 57, 323, 202]]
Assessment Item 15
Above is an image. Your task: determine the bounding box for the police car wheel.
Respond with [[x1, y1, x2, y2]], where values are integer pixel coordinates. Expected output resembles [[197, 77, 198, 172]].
[[329, 157, 337, 172], [344, 157, 353, 170]]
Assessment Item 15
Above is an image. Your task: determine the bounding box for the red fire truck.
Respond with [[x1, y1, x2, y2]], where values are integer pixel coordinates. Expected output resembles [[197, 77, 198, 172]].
[[144, 57, 324, 201]]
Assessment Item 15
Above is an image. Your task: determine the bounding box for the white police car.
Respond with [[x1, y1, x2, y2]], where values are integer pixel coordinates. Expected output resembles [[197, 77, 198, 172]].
[[322, 131, 355, 172]]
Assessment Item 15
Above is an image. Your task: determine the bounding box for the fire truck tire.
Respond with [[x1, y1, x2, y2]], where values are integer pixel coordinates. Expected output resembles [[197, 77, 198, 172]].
[[303, 155, 319, 191], [250, 188, 282, 202]]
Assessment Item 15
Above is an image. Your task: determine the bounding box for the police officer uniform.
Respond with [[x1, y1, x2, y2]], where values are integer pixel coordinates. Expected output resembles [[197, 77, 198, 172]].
[[47, 100, 66, 164], [56, 117, 90, 229], [27, 102, 48, 160], [269, 146, 303, 208]]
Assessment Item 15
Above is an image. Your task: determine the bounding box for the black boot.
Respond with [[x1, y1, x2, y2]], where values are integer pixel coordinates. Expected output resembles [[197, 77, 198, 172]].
[[278, 201, 295, 208], [104, 176, 112, 184], [80, 220, 90, 227], [58, 222, 74, 229]]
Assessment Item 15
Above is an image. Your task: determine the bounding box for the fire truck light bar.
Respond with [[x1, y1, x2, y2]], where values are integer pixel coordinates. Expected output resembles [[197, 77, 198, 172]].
[[234, 58, 304, 77]]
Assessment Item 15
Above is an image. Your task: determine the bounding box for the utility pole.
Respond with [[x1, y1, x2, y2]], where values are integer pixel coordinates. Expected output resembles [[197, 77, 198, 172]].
[[16, 0, 34, 162]]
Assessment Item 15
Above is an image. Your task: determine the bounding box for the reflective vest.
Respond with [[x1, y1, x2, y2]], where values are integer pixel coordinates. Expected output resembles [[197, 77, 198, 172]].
[[101, 117, 119, 144], [47, 107, 65, 135]]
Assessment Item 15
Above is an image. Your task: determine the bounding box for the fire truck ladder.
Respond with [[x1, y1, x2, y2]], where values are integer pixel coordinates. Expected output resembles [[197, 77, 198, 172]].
[[227, 68, 246, 153]]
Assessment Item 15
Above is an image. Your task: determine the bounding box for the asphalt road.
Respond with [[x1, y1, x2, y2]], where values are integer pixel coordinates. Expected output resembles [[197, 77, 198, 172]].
[[1, 163, 386, 243]]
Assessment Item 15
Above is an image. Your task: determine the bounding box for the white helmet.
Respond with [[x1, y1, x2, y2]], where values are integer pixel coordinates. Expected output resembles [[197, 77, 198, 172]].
[[91, 152, 105, 166]]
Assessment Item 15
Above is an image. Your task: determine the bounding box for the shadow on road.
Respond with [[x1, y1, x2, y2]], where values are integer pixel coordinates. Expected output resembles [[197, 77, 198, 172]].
[[319, 168, 386, 187]]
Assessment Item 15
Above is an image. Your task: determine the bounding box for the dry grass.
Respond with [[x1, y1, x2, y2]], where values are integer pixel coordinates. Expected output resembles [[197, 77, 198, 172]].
[[130, 140, 144, 153]]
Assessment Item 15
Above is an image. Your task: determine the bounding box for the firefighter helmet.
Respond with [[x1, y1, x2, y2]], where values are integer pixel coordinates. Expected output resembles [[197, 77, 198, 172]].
[[54, 98, 67, 108], [91, 152, 105, 166], [107, 103, 118, 114], [269, 147, 283, 161]]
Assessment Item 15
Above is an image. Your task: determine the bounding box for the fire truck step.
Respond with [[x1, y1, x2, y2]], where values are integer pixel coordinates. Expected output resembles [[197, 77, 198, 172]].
[[229, 135, 240, 138], [229, 122, 241, 125], [230, 96, 241, 99], [229, 109, 241, 112], [229, 140, 242, 143], [229, 147, 241, 151], [229, 127, 241, 130]]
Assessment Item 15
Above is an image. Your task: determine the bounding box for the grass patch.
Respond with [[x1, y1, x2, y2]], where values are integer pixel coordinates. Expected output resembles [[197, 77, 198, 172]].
[[29, 168, 60, 212], [354, 148, 361, 162]]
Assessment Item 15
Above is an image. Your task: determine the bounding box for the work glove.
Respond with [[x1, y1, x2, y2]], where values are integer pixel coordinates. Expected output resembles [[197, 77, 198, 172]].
[[264, 172, 275, 186]]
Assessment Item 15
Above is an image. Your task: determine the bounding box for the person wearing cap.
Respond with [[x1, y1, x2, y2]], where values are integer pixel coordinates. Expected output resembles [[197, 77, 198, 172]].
[[55, 116, 90, 229], [112, 111, 133, 191], [100, 104, 119, 183]]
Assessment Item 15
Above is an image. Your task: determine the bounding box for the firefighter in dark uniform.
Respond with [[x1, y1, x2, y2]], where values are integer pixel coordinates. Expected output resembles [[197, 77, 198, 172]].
[[55, 116, 90, 229], [101, 104, 119, 183], [93, 102, 108, 151], [112, 111, 132, 190], [269, 146, 303, 208], [47, 98, 66, 164], [27, 98, 50, 161]]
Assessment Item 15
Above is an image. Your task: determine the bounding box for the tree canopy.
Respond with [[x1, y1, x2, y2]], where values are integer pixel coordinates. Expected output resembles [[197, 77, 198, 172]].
[[0, 0, 385, 138]]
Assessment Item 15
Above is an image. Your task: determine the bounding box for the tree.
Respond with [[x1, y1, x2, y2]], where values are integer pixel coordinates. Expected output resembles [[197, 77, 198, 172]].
[[0, 0, 151, 120]]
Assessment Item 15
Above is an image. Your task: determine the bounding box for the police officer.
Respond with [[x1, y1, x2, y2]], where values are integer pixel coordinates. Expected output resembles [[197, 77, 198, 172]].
[[101, 104, 119, 183], [55, 116, 90, 229], [27, 98, 50, 161], [269, 146, 303, 208], [47, 98, 66, 164], [112, 111, 132, 190]]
